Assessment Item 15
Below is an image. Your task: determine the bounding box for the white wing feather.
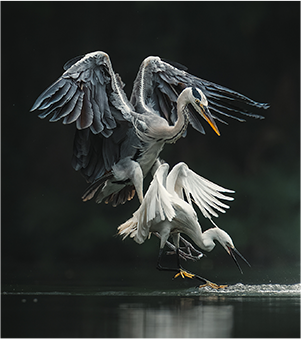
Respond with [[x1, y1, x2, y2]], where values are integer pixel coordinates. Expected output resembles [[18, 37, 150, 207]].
[[117, 163, 176, 244], [166, 162, 234, 221]]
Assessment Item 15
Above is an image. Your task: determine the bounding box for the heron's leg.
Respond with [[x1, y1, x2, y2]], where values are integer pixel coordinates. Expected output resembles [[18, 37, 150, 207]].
[[157, 249, 227, 288], [172, 263, 227, 288], [130, 163, 144, 203], [153, 233, 203, 261], [150, 158, 164, 176], [179, 236, 205, 258], [156, 248, 177, 272], [156, 234, 197, 280], [112, 159, 144, 203], [156, 247, 187, 274], [172, 235, 227, 289], [155, 237, 227, 289]]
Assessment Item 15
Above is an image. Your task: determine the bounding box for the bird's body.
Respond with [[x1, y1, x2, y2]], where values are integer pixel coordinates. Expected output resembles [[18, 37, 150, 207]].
[[118, 162, 235, 252], [118, 162, 250, 284], [31, 51, 269, 206]]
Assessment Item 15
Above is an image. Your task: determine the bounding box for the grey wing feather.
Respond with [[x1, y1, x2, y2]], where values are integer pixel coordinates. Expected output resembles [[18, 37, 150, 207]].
[[72, 119, 136, 184], [131, 56, 269, 135], [72, 129, 106, 183], [63, 55, 85, 71], [31, 51, 133, 137], [32, 51, 138, 190]]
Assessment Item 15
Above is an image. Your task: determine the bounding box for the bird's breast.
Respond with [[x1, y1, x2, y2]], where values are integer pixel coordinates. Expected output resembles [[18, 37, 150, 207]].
[[137, 140, 165, 176]]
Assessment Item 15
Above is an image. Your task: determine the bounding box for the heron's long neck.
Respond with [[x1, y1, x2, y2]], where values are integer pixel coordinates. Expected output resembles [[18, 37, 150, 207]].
[[182, 226, 217, 253], [165, 93, 190, 144], [132, 89, 190, 145]]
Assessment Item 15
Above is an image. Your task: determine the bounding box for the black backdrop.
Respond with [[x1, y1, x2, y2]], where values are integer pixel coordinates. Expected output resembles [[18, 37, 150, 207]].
[[2, 2, 300, 285]]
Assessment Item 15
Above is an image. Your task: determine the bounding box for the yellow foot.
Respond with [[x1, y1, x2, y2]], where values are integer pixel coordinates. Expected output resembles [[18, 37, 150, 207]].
[[199, 281, 228, 289], [174, 269, 195, 280]]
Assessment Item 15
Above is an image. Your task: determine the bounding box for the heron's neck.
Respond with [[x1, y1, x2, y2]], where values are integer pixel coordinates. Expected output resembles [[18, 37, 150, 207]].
[[184, 226, 217, 252], [164, 91, 190, 144], [132, 89, 190, 145]]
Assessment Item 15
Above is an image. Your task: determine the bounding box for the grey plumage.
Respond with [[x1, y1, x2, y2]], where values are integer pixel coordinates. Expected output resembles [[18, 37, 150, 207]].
[[31, 51, 269, 206]]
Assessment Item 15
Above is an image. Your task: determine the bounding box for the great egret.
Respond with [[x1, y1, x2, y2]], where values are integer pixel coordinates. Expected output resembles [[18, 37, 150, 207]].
[[118, 162, 250, 288], [30, 51, 269, 206]]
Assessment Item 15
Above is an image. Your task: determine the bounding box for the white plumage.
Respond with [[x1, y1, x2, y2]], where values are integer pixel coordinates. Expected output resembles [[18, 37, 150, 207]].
[[118, 162, 250, 277], [118, 162, 234, 250]]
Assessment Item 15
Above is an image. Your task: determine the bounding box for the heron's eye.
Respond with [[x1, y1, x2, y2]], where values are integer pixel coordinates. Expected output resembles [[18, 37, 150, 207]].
[[195, 99, 200, 105]]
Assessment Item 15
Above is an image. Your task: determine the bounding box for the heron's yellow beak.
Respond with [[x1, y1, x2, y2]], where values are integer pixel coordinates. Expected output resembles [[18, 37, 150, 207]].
[[202, 106, 220, 136]]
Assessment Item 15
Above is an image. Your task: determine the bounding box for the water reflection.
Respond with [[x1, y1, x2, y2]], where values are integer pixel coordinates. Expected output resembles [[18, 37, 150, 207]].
[[1, 284, 300, 337], [119, 298, 234, 337]]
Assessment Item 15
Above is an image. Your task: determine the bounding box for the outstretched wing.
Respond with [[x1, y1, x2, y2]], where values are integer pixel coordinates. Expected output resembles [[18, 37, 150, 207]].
[[166, 162, 235, 222], [118, 163, 176, 244], [130, 56, 269, 135], [71, 119, 135, 183], [31, 51, 138, 184], [31, 51, 134, 136]]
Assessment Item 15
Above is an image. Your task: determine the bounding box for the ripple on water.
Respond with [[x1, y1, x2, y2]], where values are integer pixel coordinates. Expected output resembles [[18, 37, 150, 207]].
[[193, 283, 301, 297], [2, 283, 301, 298]]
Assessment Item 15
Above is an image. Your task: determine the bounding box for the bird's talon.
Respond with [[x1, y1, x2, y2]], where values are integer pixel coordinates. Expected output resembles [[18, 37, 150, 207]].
[[174, 269, 195, 280], [198, 281, 228, 289]]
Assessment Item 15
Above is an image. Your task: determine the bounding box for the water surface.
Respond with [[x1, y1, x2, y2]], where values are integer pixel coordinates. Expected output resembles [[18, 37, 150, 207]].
[[2, 283, 300, 338]]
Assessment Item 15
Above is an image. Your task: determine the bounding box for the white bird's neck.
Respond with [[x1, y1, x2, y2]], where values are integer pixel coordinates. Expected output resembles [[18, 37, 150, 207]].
[[183, 226, 218, 253]]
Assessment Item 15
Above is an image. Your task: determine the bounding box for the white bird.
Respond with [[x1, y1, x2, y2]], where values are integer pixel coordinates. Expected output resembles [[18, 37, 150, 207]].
[[118, 162, 250, 288], [30, 51, 268, 207]]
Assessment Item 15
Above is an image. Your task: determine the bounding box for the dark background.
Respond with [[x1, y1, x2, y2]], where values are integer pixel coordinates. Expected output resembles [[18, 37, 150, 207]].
[[2, 2, 300, 287]]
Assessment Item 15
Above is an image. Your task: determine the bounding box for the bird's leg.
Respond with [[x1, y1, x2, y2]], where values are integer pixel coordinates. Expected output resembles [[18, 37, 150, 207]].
[[158, 234, 198, 280], [156, 238, 227, 289], [150, 158, 164, 176], [131, 163, 144, 203], [156, 248, 179, 272], [173, 254, 228, 289], [173, 248, 197, 280], [156, 236, 207, 281], [179, 236, 205, 258], [173, 240, 228, 289], [153, 233, 203, 262], [156, 247, 193, 279]]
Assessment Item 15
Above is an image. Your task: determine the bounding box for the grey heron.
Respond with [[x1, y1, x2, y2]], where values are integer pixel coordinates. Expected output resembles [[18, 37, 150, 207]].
[[118, 162, 250, 288], [30, 51, 269, 207]]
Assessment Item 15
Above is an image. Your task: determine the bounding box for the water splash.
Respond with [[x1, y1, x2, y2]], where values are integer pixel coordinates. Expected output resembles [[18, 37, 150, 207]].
[[193, 283, 301, 297]]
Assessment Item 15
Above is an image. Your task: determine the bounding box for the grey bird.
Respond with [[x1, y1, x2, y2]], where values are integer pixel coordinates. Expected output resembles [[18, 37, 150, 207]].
[[31, 51, 269, 207]]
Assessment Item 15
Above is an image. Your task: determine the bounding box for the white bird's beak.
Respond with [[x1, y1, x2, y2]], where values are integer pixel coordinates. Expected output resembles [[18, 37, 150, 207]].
[[227, 246, 251, 274]]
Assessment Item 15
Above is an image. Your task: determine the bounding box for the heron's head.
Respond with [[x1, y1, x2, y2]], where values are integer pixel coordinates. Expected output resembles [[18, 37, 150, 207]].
[[204, 227, 251, 274], [189, 87, 220, 136]]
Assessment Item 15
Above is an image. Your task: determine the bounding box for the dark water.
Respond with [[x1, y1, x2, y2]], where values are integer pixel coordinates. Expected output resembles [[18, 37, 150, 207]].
[[2, 283, 300, 338]]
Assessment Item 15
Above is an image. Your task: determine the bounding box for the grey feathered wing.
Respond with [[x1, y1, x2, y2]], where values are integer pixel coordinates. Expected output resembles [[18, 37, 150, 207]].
[[130, 56, 269, 135], [31, 51, 138, 186]]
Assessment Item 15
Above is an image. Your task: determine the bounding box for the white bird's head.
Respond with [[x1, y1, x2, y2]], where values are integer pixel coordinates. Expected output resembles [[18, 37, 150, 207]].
[[187, 87, 220, 136], [203, 227, 251, 274]]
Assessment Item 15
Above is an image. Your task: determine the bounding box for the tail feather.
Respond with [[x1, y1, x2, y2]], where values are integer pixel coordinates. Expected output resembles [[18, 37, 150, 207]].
[[117, 217, 138, 240], [81, 172, 113, 202], [105, 185, 136, 206]]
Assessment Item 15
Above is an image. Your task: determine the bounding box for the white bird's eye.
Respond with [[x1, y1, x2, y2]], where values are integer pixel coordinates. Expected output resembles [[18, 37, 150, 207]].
[[195, 99, 200, 105]]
